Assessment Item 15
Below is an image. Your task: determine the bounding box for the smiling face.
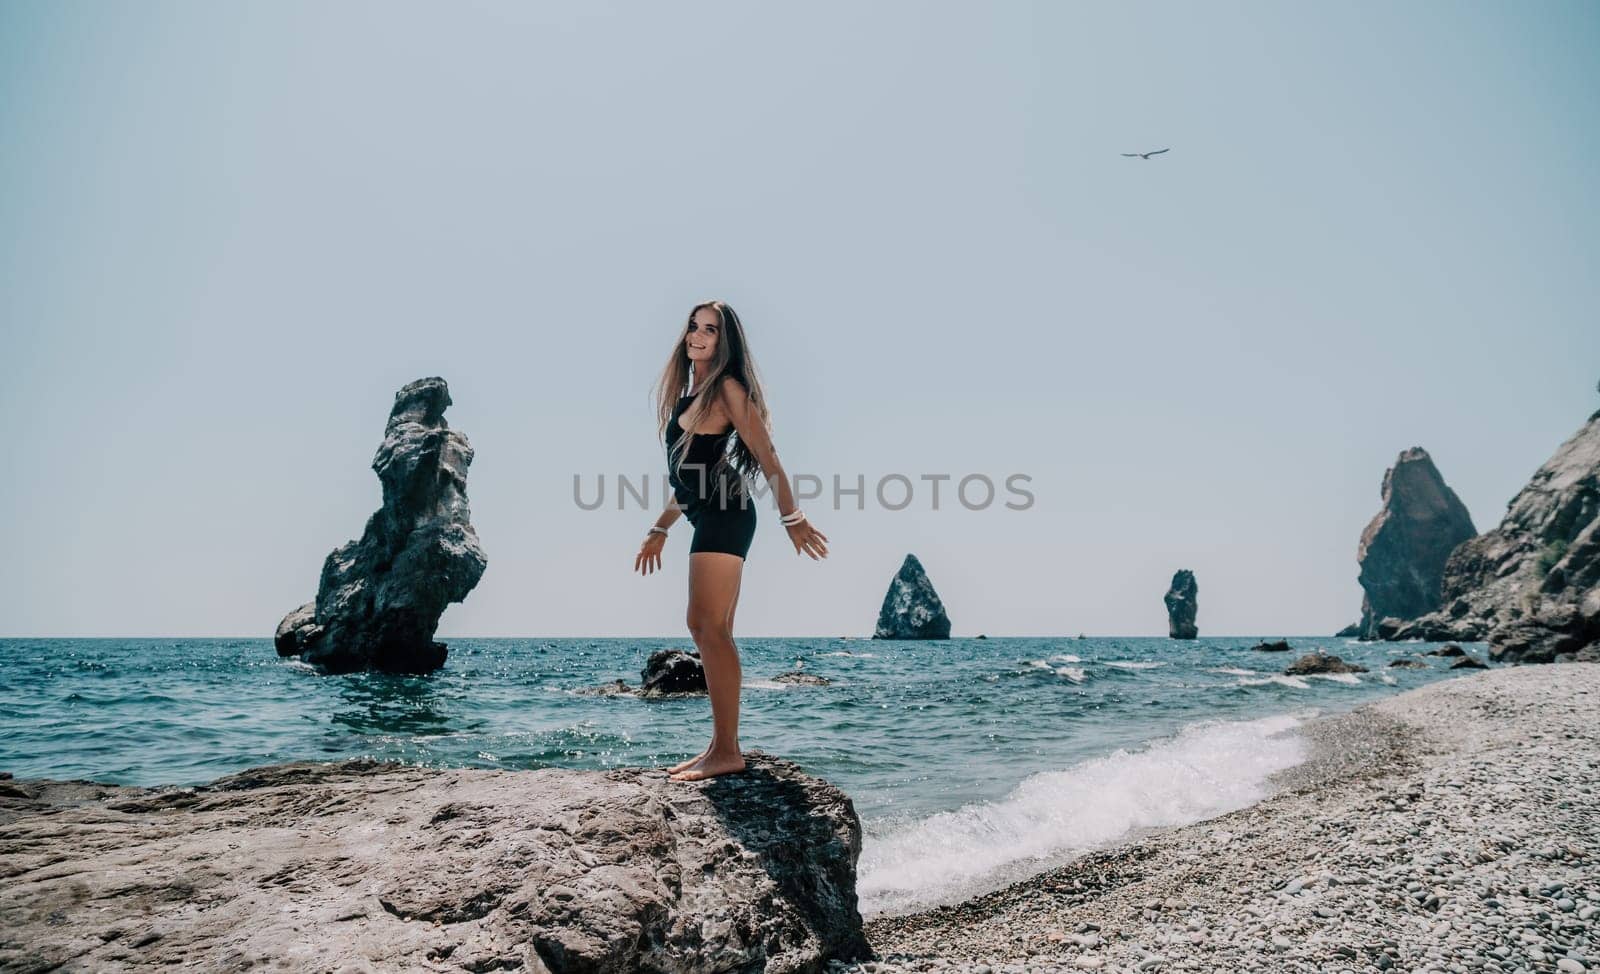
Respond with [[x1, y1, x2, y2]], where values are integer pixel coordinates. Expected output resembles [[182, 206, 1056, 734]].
[[684, 306, 721, 364]]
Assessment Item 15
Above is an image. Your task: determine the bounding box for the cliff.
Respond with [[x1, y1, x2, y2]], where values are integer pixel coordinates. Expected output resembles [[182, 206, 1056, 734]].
[[1385, 410, 1600, 664], [1355, 448, 1476, 638]]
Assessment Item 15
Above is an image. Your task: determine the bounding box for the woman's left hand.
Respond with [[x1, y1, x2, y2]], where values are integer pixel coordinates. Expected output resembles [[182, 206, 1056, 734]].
[[786, 520, 829, 560]]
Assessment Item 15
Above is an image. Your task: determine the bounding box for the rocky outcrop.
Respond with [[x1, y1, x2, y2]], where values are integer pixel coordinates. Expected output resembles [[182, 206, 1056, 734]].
[[1250, 640, 1291, 653], [574, 650, 707, 698], [640, 648, 708, 697], [1424, 645, 1466, 658], [275, 377, 486, 674], [1388, 659, 1428, 669], [1355, 448, 1477, 639], [873, 554, 951, 639], [1284, 651, 1368, 676], [273, 602, 316, 656], [1451, 656, 1489, 670], [0, 756, 872, 972], [1388, 410, 1600, 663], [1164, 570, 1198, 639], [1335, 621, 1363, 638]]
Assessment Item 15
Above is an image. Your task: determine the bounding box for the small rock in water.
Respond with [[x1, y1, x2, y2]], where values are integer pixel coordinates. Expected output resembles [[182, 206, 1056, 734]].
[[1284, 651, 1368, 675]]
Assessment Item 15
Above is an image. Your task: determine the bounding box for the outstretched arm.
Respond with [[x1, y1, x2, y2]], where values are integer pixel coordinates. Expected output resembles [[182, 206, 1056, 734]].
[[635, 496, 683, 575], [717, 377, 829, 560]]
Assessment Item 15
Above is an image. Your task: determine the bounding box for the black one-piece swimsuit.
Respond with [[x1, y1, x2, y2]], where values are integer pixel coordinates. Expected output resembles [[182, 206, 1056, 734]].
[[665, 393, 758, 559]]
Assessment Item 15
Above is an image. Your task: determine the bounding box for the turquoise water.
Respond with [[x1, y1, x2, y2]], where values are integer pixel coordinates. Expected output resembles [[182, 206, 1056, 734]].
[[0, 636, 1481, 914]]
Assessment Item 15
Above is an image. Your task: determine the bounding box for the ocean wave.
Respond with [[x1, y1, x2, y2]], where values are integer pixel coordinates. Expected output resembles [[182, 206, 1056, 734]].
[[1104, 661, 1166, 671], [857, 714, 1306, 916], [819, 651, 875, 658], [1307, 672, 1361, 685], [1209, 667, 1258, 677], [1239, 675, 1311, 690], [1048, 654, 1082, 663]]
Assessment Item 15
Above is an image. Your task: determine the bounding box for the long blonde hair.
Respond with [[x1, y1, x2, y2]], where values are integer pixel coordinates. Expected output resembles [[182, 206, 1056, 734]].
[[655, 300, 772, 497]]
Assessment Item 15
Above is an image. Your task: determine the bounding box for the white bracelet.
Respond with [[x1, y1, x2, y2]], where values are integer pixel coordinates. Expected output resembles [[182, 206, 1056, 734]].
[[780, 509, 806, 526], [647, 526, 668, 537]]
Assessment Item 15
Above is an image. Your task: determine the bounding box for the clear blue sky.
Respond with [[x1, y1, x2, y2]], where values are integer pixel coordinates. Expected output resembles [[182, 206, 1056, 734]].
[[2, 1, 1596, 638]]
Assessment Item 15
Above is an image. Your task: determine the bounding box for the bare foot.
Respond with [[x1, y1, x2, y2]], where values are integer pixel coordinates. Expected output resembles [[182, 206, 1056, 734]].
[[664, 748, 709, 774], [668, 750, 746, 782]]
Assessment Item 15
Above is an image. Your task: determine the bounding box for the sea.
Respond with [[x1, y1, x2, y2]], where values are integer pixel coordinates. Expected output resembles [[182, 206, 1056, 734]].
[[0, 635, 1482, 916]]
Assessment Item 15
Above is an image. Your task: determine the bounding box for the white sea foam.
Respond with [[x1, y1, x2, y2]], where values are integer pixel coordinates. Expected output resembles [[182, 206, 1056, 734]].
[[1026, 658, 1088, 681], [1240, 675, 1311, 690], [1210, 667, 1258, 677], [857, 714, 1307, 916], [1308, 672, 1361, 685], [1105, 660, 1166, 670], [1048, 654, 1082, 663], [1380, 672, 1397, 685], [819, 651, 875, 658]]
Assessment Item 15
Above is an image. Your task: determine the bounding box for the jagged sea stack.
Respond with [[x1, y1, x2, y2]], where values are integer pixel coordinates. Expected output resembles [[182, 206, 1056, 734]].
[[1389, 408, 1600, 663], [275, 377, 487, 674], [1164, 569, 1198, 639], [873, 554, 951, 639], [1355, 447, 1476, 638]]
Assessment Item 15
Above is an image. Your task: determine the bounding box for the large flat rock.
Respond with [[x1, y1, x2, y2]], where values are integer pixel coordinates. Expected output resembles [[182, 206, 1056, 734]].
[[0, 753, 871, 972]]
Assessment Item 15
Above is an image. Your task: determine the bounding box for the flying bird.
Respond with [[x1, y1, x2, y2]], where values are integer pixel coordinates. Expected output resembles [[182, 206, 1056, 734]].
[[1121, 148, 1170, 159]]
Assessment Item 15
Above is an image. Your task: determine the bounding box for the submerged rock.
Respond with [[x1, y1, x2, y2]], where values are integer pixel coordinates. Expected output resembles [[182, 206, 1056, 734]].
[[1284, 651, 1369, 676], [1250, 640, 1292, 653], [1450, 656, 1489, 670], [1424, 644, 1467, 658], [773, 671, 832, 686], [873, 554, 952, 639], [0, 756, 872, 972], [1164, 570, 1198, 639], [1391, 408, 1600, 663], [1388, 659, 1429, 669], [639, 648, 707, 697], [1355, 448, 1477, 639], [275, 377, 487, 674]]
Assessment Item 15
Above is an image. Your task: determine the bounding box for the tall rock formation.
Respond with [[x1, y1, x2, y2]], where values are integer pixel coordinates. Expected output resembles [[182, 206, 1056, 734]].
[[276, 377, 487, 674], [1164, 569, 1198, 639], [1386, 409, 1600, 663], [1356, 448, 1477, 638], [873, 554, 951, 639]]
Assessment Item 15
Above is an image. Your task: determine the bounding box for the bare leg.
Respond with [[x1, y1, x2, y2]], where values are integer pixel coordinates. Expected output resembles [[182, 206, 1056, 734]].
[[665, 564, 742, 772], [670, 552, 748, 782]]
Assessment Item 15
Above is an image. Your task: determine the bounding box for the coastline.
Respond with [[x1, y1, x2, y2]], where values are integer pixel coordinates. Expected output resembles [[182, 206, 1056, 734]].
[[857, 665, 1599, 973], [3, 664, 1595, 972]]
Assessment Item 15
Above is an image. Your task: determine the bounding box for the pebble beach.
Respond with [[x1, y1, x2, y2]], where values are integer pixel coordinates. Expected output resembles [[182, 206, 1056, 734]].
[[853, 664, 1600, 974]]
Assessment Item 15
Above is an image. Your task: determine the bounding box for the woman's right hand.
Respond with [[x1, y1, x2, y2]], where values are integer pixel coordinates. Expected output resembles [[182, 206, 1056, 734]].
[[786, 519, 829, 560], [635, 532, 666, 575]]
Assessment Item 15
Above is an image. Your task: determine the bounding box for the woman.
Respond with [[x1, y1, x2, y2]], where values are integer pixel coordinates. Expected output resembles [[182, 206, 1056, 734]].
[[633, 300, 829, 782]]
